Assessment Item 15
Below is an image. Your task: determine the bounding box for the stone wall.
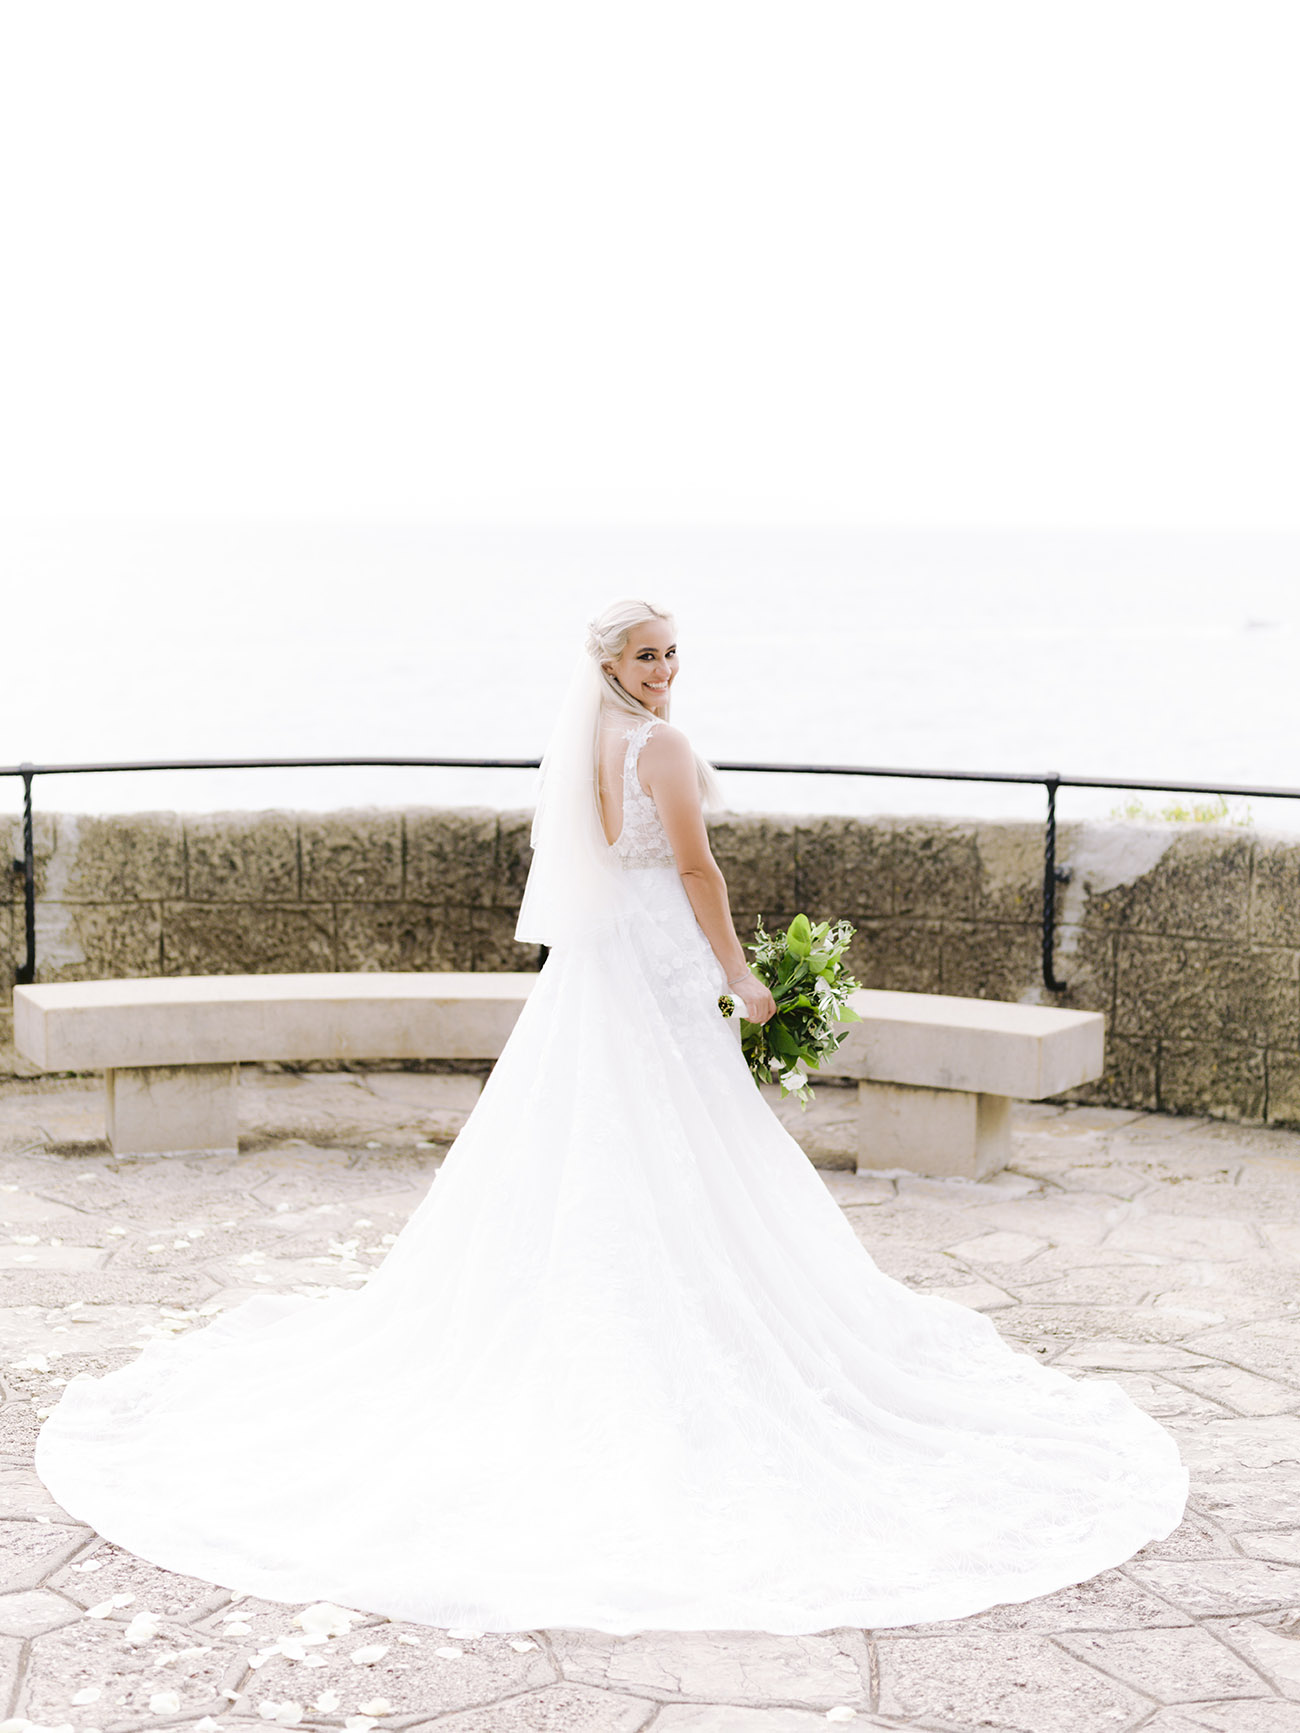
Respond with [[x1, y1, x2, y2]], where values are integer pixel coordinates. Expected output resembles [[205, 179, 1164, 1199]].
[[5, 806, 1298, 1126]]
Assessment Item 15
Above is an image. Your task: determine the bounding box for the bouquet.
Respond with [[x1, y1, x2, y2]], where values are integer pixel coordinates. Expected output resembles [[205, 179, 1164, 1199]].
[[720, 913, 862, 1106]]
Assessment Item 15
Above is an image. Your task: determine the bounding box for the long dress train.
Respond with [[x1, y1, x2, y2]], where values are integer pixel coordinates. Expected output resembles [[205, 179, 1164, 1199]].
[[34, 717, 1189, 1635]]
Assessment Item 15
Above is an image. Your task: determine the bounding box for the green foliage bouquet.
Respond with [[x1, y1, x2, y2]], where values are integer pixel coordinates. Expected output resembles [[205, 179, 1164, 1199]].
[[720, 913, 862, 1106]]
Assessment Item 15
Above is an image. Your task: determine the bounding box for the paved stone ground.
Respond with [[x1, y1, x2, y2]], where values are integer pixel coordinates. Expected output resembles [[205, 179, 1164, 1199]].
[[1, 1068, 1300, 1733]]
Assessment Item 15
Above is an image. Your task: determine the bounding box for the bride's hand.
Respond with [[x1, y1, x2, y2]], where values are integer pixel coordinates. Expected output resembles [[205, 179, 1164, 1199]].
[[728, 970, 776, 1025]]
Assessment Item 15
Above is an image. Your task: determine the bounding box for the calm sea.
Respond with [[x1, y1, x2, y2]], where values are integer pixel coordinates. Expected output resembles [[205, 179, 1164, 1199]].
[[3, 519, 1298, 833]]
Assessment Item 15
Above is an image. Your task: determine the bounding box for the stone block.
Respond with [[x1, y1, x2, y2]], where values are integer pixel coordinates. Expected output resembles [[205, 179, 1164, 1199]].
[[336, 902, 462, 972], [184, 811, 299, 900], [830, 988, 1105, 1099], [2, 809, 56, 902], [974, 821, 1045, 923], [857, 1080, 1010, 1179], [1253, 836, 1300, 946], [939, 921, 1041, 1002], [300, 809, 402, 901], [847, 919, 944, 994], [1116, 935, 1299, 1047], [405, 807, 498, 906], [161, 902, 336, 975], [473, 907, 545, 972], [14, 972, 537, 1068], [40, 902, 162, 982], [1058, 1035, 1159, 1113], [1265, 1050, 1300, 1128], [55, 812, 185, 901], [707, 814, 798, 911], [105, 1063, 238, 1155], [493, 808, 534, 911], [1081, 827, 1253, 940], [1159, 1040, 1266, 1122], [1042, 922, 1116, 1018], [793, 818, 893, 919], [888, 819, 982, 921], [0, 899, 12, 993]]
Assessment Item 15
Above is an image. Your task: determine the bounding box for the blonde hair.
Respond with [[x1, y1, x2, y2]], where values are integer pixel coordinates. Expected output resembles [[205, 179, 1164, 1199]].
[[585, 598, 724, 809]]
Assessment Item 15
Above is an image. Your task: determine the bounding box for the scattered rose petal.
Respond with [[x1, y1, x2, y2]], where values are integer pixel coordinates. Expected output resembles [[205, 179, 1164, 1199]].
[[356, 1699, 392, 1717], [107, 1225, 128, 1235], [71, 1688, 101, 1704], [300, 1653, 328, 1667], [223, 1621, 252, 1636], [395, 1633, 420, 1645], [433, 1646, 464, 1659], [446, 1626, 484, 1639], [825, 1709, 857, 1723], [311, 1691, 342, 1713], [344, 1719, 377, 1733], [294, 1602, 365, 1639], [71, 1559, 106, 1572], [507, 1638, 538, 1652], [10, 1353, 48, 1372], [349, 1643, 390, 1666], [85, 1593, 134, 1618], [194, 1719, 224, 1732], [149, 1691, 181, 1714], [124, 1610, 161, 1645]]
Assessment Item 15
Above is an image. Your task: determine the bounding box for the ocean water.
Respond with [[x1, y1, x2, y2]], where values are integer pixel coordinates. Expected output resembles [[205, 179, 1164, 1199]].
[[3, 519, 1298, 833]]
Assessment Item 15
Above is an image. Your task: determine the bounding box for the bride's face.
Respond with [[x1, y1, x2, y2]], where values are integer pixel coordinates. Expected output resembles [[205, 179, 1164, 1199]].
[[605, 617, 678, 715]]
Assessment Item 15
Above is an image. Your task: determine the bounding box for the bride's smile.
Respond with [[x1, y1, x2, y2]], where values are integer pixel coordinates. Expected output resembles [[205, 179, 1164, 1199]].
[[604, 617, 678, 714]]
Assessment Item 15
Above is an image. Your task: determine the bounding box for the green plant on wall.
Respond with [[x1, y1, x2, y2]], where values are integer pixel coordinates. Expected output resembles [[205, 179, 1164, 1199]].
[[1108, 792, 1254, 826]]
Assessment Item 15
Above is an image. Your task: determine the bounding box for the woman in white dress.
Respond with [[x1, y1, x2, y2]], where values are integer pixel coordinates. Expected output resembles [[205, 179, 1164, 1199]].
[[35, 599, 1189, 1636]]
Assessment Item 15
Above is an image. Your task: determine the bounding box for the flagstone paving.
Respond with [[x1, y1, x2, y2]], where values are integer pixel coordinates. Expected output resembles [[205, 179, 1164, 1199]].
[[1, 1068, 1299, 1732]]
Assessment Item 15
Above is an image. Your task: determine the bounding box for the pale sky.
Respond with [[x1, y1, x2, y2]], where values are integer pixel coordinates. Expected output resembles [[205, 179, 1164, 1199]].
[[1, 0, 1297, 529]]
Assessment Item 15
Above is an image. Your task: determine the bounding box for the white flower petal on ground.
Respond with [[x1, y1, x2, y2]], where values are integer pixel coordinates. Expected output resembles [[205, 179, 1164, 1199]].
[[123, 1611, 161, 1645], [394, 1633, 420, 1645], [106, 1225, 128, 1235], [825, 1709, 858, 1723], [343, 1719, 376, 1733], [70, 1688, 101, 1705], [311, 1691, 341, 1713], [446, 1626, 484, 1639], [507, 1638, 538, 1652], [222, 1621, 252, 1636], [356, 1700, 392, 1717], [148, 1691, 181, 1714], [85, 1593, 134, 1617], [272, 1636, 310, 1661], [193, 1719, 224, 1732], [294, 1602, 364, 1639], [348, 1644, 389, 1666], [299, 1653, 328, 1668], [433, 1646, 464, 1660], [71, 1559, 105, 1572], [10, 1353, 48, 1372]]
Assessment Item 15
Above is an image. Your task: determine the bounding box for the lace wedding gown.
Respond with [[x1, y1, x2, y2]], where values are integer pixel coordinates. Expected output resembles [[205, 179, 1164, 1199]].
[[35, 717, 1189, 1634]]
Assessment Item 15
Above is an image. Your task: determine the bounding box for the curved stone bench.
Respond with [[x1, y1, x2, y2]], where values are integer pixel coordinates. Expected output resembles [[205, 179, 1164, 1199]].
[[825, 989, 1106, 1179], [12, 973, 538, 1157], [13, 974, 1104, 1176]]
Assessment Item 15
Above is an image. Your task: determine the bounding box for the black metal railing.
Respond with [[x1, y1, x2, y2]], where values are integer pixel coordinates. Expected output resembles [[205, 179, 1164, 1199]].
[[5, 755, 1298, 994]]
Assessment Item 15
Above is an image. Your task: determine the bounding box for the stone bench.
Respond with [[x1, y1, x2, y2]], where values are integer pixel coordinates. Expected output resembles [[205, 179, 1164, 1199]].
[[13, 974, 1104, 1177], [12, 973, 538, 1156], [823, 988, 1105, 1179]]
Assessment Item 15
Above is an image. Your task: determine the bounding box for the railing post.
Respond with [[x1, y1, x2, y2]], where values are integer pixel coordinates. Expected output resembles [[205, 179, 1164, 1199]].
[[1042, 776, 1067, 993], [15, 767, 36, 985]]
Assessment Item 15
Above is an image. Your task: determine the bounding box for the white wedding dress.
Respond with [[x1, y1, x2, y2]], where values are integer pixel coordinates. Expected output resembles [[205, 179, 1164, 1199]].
[[35, 717, 1189, 1635]]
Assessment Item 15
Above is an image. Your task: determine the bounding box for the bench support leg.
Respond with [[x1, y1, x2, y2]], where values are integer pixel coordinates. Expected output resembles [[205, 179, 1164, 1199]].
[[105, 1064, 239, 1157], [855, 1081, 1011, 1180]]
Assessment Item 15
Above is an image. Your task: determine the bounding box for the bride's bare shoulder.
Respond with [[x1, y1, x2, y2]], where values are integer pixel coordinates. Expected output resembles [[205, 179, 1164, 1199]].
[[638, 721, 694, 778]]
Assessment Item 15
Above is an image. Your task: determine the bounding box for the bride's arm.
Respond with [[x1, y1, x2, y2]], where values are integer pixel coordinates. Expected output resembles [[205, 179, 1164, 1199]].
[[638, 726, 777, 1024]]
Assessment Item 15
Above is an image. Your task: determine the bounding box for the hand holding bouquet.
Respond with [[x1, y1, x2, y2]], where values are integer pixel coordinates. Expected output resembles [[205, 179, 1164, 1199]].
[[720, 913, 862, 1106]]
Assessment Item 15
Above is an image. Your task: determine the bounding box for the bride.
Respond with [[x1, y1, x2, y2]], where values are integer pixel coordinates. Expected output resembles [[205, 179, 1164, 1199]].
[[35, 598, 1189, 1636]]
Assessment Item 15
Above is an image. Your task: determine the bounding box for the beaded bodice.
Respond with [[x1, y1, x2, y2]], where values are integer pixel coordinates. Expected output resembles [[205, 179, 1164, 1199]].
[[609, 717, 676, 869]]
